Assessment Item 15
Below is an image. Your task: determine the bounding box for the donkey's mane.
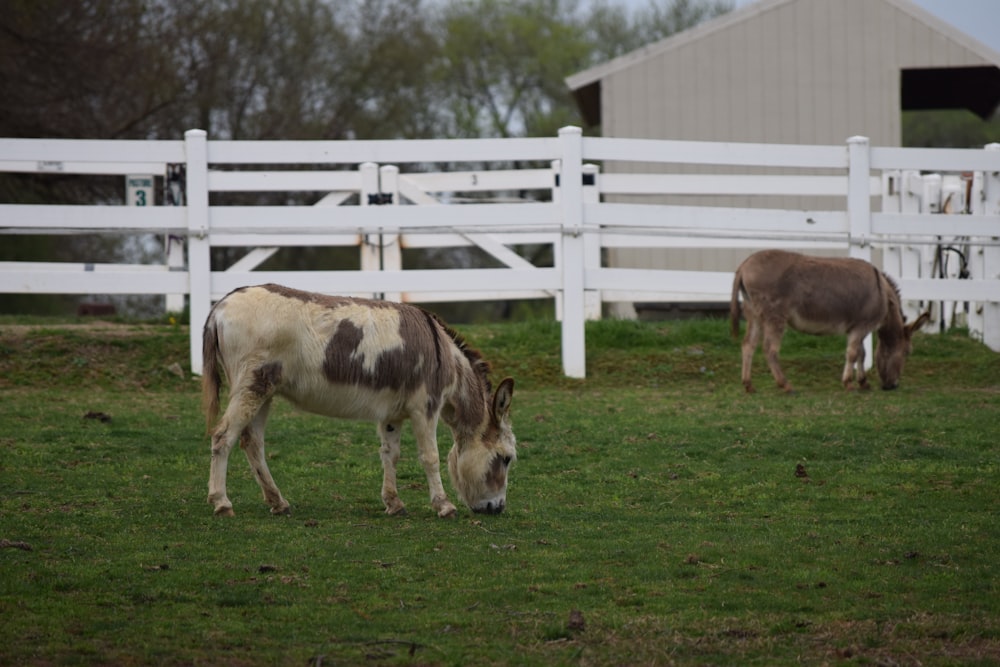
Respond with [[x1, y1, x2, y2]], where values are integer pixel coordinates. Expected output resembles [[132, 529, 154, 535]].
[[882, 271, 902, 300], [882, 271, 905, 317], [424, 309, 492, 392]]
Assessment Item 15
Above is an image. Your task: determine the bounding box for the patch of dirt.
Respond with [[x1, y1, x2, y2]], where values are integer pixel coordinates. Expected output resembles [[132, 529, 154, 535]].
[[0, 322, 185, 339]]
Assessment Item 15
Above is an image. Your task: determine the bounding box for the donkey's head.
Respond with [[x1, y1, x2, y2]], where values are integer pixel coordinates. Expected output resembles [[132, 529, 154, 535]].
[[447, 377, 516, 514], [876, 311, 931, 390]]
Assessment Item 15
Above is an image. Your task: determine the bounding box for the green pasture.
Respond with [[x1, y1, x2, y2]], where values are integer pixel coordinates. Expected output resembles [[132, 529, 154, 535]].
[[1, 317, 998, 665]]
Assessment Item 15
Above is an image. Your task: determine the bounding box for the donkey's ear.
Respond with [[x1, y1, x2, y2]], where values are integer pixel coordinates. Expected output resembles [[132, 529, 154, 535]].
[[492, 377, 514, 419], [906, 311, 932, 335]]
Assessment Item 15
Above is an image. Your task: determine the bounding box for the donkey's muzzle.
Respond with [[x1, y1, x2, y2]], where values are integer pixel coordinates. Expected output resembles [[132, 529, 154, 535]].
[[474, 499, 505, 515]]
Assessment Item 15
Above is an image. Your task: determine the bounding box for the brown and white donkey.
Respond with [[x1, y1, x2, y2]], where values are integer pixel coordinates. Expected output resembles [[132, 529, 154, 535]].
[[202, 284, 516, 518]]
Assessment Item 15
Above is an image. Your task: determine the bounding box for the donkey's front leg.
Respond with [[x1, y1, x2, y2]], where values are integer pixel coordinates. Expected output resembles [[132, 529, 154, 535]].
[[843, 332, 870, 390], [410, 414, 457, 518], [377, 421, 407, 516]]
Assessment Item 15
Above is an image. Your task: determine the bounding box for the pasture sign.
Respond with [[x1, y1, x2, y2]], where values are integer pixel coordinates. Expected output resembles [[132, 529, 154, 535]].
[[125, 174, 154, 207]]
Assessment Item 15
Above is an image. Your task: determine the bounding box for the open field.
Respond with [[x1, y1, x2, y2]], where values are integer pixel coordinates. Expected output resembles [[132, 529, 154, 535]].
[[1, 316, 998, 665]]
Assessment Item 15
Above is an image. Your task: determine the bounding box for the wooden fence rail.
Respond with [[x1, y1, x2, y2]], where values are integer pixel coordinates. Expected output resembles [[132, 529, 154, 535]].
[[2, 128, 998, 378]]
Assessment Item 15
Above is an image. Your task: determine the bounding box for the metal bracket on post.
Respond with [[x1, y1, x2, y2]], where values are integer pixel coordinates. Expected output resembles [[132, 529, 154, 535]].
[[366, 193, 393, 206]]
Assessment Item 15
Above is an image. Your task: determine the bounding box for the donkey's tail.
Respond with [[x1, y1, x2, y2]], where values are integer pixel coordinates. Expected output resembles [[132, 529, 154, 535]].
[[729, 268, 744, 339], [201, 310, 222, 435]]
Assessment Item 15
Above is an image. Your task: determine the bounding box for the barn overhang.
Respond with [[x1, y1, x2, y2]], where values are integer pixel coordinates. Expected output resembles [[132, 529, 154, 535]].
[[902, 65, 1000, 119]]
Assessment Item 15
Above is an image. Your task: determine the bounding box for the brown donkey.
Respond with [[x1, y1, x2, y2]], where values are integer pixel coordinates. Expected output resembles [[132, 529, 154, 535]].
[[730, 250, 931, 393]]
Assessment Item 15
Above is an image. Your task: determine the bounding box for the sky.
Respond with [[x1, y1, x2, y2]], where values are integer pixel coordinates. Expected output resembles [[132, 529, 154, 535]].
[[616, 0, 1000, 54]]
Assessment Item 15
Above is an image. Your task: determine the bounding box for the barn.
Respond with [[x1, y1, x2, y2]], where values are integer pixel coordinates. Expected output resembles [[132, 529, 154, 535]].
[[565, 0, 1000, 316]]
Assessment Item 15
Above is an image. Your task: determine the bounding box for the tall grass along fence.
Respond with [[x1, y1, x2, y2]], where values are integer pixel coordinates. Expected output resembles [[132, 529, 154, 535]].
[[1, 128, 998, 378]]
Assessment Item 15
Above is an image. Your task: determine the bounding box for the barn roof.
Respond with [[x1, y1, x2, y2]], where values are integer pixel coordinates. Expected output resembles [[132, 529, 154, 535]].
[[566, 0, 1000, 128]]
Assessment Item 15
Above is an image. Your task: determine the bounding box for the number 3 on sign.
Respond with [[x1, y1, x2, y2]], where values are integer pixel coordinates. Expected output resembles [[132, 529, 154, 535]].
[[126, 174, 154, 207]]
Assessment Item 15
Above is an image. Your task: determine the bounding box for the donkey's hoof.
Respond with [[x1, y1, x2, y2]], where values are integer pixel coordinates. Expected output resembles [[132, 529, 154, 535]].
[[214, 506, 235, 517], [384, 496, 407, 516], [270, 505, 291, 516], [437, 504, 458, 519]]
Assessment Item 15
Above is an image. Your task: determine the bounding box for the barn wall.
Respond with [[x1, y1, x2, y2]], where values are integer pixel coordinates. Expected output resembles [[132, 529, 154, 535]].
[[600, 0, 997, 281]]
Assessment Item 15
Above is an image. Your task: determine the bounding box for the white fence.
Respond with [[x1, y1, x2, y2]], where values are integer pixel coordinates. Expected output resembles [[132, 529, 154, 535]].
[[2, 127, 998, 378]]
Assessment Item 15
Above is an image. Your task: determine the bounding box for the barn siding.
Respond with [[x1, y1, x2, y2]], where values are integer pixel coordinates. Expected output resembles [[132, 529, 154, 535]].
[[591, 0, 999, 281]]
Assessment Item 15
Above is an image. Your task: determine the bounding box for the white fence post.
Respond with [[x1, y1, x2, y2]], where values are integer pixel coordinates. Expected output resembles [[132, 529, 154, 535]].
[[847, 136, 872, 263], [980, 143, 1000, 351], [582, 163, 601, 320], [558, 126, 586, 379], [185, 129, 211, 375], [901, 170, 927, 324], [847, 136, 874, 367], [550, 159, 564, 321], [359, 162, 381, 299], [379, 164, 403, 302]]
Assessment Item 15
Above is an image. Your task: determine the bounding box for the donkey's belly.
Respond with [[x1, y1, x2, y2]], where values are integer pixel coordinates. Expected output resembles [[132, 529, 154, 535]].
[[788, 311, 848, 336], [281, 382, 409, 423]]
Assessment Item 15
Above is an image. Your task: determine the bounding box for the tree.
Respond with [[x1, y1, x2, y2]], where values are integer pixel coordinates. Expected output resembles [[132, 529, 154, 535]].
[[583, 0, 732, 65], [434, 0, 593, 139], [903, 109, 1000, 149], [167, 0, 442, 141], [0, 0, 733, 316]]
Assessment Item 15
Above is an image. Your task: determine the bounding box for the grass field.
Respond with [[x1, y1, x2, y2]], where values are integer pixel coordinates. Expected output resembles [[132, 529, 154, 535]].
[[1, 316, 998, 665]]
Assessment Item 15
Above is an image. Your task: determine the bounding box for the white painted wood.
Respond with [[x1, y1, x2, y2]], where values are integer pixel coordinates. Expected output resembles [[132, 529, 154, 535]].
[[559, 127, 586, 379], [3, 129, 999, 376], [185, 129, 211, 375]]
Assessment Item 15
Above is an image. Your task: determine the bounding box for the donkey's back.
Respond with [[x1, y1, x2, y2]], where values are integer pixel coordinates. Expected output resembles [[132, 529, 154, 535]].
[[203, 284, 458, 425]]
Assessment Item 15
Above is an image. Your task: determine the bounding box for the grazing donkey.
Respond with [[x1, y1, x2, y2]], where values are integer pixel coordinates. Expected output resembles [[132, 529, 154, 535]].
[[202, 284, 516, 518], [730, 250, 930, 393]]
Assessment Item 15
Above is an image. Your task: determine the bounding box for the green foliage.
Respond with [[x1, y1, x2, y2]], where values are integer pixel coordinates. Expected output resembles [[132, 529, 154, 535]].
[[436, 0, 594, 138], [1, 0, 736, 317], [903, 109, 1000, 149], [1, 319, 998, 664]]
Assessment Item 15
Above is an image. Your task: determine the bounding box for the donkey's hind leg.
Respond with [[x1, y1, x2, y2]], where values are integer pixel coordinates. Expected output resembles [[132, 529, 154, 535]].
[[761, 319, 793, 392], [240, 399, 290, 515], [741, 315, 763, 393], [843, 331, 870, 390], [208, 363, 282, 516], [208, 389, 262, 516]]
